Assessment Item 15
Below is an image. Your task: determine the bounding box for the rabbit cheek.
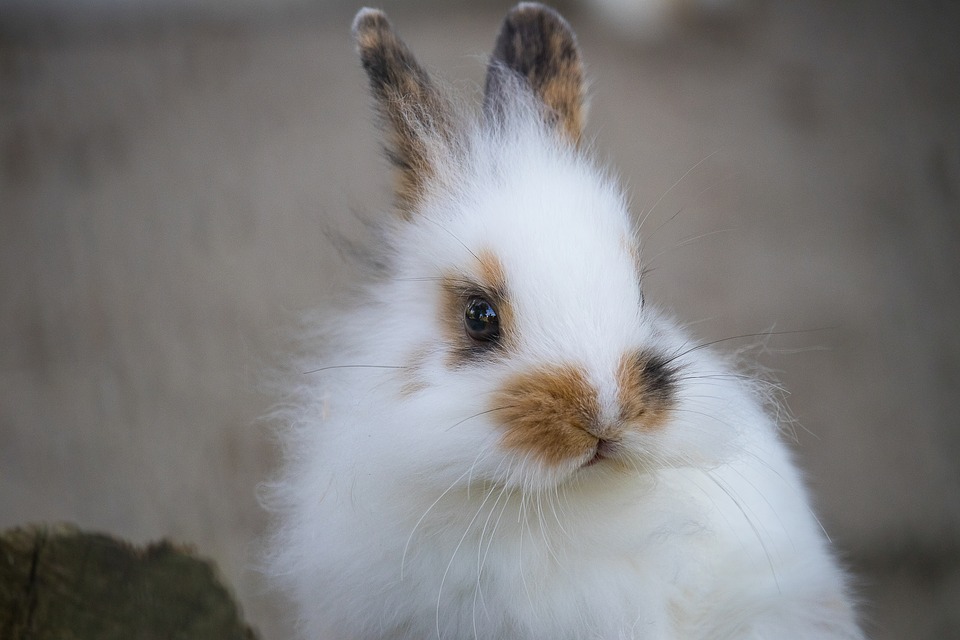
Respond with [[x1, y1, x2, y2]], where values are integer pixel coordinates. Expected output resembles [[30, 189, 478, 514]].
[[616, 350, 677, 431], [398, 347, 431, 397], [494, 365, 601, 467]]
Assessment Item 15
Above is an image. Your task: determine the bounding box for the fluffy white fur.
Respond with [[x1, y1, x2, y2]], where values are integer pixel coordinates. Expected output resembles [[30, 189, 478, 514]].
[[264, 6, 863, 639]]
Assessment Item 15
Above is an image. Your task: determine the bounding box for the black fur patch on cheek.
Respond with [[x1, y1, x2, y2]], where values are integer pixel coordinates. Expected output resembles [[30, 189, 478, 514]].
[[617, 349, 678, 429], [641, 353, 678, 399]]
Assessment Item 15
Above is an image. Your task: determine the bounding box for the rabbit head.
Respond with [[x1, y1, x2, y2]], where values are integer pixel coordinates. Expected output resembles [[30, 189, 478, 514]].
[[314, 4, 740, 498]]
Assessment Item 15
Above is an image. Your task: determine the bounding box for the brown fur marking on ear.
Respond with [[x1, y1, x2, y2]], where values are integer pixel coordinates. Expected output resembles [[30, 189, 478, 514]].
[[617, 349, 677, 431], [438, 249, 513, 368], [352, 8, 456, 217], [494, 365, 600, 467], [485, 3, 586, 145]]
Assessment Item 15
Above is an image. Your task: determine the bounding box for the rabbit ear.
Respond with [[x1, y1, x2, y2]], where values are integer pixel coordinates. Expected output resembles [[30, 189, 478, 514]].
[[353, 8, 456, 217], [484, 3, 586, 146]]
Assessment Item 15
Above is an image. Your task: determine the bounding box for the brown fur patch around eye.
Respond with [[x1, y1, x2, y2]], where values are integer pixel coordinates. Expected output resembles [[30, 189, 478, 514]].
[[617, 350, 677, 430], [484, 3, 586, 146], [352, 9, 457, 218], [439, 250, 514, 367], [494, 365, 600, 467], [476, 249, 507, 296]]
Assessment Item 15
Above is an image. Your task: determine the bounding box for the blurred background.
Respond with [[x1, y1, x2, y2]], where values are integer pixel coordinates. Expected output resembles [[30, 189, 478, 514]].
[[1, 0, 958, 638]]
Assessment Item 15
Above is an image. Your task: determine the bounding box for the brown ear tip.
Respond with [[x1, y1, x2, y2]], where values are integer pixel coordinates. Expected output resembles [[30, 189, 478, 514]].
[[352, 7, 391, 42], [495, 3, 579, 65]]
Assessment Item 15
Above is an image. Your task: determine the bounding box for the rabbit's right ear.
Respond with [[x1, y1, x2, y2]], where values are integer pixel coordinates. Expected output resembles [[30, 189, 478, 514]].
[[353, 8, 456, 218], [483, 3, 586, 147]]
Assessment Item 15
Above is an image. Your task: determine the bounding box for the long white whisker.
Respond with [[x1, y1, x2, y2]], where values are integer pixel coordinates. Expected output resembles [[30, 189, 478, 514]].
[[548, 481, 573, 544], [446, 405, 514, 432], [436, 474, 503, 640], [474, 480, 513, 630], [724, 464, 794, 550], [421, 216, 483, 265], [638, 171, 734, 246], [303, 363, 407, 374], [638, 150, 718, 230], [403, 464, 476, 580], [640, 227, 738, 271], [702, 469, 781, 593]]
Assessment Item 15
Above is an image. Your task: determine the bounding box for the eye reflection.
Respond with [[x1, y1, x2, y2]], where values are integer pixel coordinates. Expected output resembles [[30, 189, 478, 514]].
[[464, 297, 500, 342]]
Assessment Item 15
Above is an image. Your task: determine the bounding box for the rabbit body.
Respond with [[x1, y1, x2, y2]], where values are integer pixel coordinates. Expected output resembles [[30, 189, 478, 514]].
[[265, 4, 863, 639]]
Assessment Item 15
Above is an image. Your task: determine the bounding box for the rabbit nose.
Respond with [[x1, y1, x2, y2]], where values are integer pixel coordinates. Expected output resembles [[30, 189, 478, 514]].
[[582, 415, 623, 442]]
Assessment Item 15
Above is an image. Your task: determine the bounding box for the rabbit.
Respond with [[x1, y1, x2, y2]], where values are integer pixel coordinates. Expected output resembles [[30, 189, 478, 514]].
[[263, 4, 864, 639]]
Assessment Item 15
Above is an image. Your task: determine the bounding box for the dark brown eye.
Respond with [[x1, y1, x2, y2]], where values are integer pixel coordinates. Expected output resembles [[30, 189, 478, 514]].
[[464, 297, 500, 342]]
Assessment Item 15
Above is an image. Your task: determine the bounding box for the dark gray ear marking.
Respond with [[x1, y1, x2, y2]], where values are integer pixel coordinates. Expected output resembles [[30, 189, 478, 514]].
[[483, 2, 586, 146], [352, 8, 455, 218]]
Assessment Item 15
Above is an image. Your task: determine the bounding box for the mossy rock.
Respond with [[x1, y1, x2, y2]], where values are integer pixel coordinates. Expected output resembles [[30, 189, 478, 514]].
[[0, 524, 258, 640]]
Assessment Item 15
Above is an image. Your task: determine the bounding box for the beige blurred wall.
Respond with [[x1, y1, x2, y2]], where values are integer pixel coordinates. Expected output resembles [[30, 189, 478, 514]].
[[2, 1, 958, 638]]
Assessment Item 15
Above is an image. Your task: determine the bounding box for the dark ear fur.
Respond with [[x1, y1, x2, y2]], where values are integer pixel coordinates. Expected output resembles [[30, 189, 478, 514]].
[[483, 2, 586, 146], [352, 8, 455, 217]]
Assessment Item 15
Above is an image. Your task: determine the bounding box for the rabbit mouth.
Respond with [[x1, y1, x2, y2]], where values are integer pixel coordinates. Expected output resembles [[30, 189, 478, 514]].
[[582, 438, 619, 468], [583, 449, 605, 468]]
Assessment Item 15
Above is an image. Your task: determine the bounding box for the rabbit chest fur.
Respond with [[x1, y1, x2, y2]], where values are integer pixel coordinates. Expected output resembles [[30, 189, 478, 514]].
[[264, 4, 864, 639]]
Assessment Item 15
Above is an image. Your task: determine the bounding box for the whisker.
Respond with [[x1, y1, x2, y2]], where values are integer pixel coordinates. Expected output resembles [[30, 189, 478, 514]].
[[683, 466, 739, 534], [548, 482, 573, 544], [395, 276, 446, 283], [674, 370, 785, 388], [535, 486, 561, 567], [303, 364, 407, 375], [422, 216, 483, 266], [726, 464, 792, 549], [661, 328, 832, 369], [640, 227, 738, 271], [702, 469, 782, 593], [645, 205, 686, 241], [436, 475, 502, 640], [446, 405, 514, 432], [638, 150, 719, 230], [479, 481, 513, 579], [516, 459, 536, 610], [638, 172, 735, 246], [396, 275, 483, 288], [402, 465, 475, 580]]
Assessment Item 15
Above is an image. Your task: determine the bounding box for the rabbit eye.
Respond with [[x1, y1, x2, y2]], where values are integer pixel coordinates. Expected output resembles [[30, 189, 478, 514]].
[[464, 297, 500, 342]]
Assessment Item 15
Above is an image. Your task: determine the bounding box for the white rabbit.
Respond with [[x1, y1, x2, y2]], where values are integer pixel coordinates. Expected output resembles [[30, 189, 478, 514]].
[[264, 4, 864, 639]]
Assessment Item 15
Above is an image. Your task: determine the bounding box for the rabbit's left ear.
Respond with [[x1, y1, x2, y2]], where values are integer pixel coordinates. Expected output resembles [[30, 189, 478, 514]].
[[483, 3, 586, 146]]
